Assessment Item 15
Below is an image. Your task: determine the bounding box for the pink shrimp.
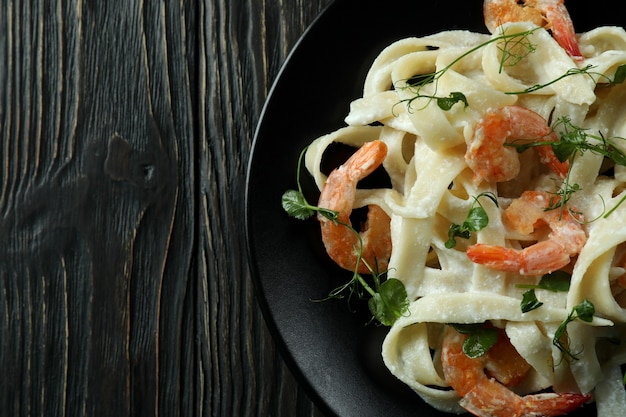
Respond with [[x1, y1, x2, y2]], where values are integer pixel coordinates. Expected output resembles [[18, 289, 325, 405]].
[[483, 0, 583, 61], [466, 190, 586, 275], [465, 106, 568, 183], [317, 140, 391, 273], [441, 326, 591, 417]]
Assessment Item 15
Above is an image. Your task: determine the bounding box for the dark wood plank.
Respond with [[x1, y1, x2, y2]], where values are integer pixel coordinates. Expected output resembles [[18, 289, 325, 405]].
[[198, 1, 332, 415], [0, 0, 332, 415], [2, 0, 193, 415]]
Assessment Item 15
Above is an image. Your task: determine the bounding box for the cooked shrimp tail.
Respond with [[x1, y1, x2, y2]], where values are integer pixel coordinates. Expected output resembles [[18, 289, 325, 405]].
[[466, 190, 586, 275], [441, 326, 591, 417], [537, 138, 569, 179], [542, 0, 583, 60], [483, 0, 583, 61], [317, 140, 391, 273]]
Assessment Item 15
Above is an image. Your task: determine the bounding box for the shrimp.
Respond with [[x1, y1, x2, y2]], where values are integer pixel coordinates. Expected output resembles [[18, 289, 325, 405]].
[[483, 0, 583, 61], [465, 106, 568, 183], [317, 140, 391, 273], [466, 190, 586, 275], [441, 326, 591, 417]]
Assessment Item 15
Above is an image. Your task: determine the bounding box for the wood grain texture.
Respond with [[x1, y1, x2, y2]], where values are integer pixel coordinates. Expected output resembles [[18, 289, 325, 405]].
[[0, 0, 332, 415]]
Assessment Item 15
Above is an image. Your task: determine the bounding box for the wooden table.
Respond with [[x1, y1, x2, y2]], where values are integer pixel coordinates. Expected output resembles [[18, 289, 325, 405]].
[[1, 0, 331, 415]]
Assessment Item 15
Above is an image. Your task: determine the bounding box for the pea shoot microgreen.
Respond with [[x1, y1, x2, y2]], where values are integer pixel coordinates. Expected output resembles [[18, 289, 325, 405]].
[[502, 62, 626, 97], [505, 116, 626, 216], [611, 64, 626, 86], [446, 192, 498, 249], [367, 277, 410, 326], [320, 237, 409, 327], [436, 92, 469, 111], [497, 26, 537, 69], [520, 290, 544, 313], [395, 84, 468, 113], [553, 299, 595, 362], [556, 117, 626, 164], [396, 28, 541, 112], [507, 116, 626, 166], [281, 147, 409, 326], [606, 193, 626, 218], [517, 270, 572, 292], [516, 279, 596, 362], [282, 189, 335, 221], [281, 148, 338, 221], [517, 271, 571, 313], [451, 323, 499, 359], [505, 65, 597, 95]]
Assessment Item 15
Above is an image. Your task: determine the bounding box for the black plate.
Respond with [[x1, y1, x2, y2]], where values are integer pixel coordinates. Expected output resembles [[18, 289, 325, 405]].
[[246, 1, 623, 416]]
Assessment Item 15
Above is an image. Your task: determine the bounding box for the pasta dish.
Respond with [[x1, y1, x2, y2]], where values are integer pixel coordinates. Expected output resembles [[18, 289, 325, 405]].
[[281, 1, 626, 416]]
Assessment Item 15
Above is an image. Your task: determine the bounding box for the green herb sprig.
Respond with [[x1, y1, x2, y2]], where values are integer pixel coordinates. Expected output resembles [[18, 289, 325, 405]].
[[396, 28, 541, 112], [517, 271, 572, 313], [281, 147, 409, 326], [451, 323, 499, 359], [319, 232, 409, 327], [515, 274, 595, 362], [501, 63, 626, 96], [517, 271, 572, 292], [446, 192, 498, 249], [497, 26, 537, 68], [610, 64, 626, 86], [507, 116, 626, 166], [505, 116, 626, 216], [281, 148, 337, 221], [553, 299, 595, 362], [505, 65, 596, 95], [520, 289, 544, 313], [553, 117, 626, 165]]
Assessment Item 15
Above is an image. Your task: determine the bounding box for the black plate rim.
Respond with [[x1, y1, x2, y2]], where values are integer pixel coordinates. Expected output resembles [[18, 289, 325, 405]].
[[245, 1, 339, 415]]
